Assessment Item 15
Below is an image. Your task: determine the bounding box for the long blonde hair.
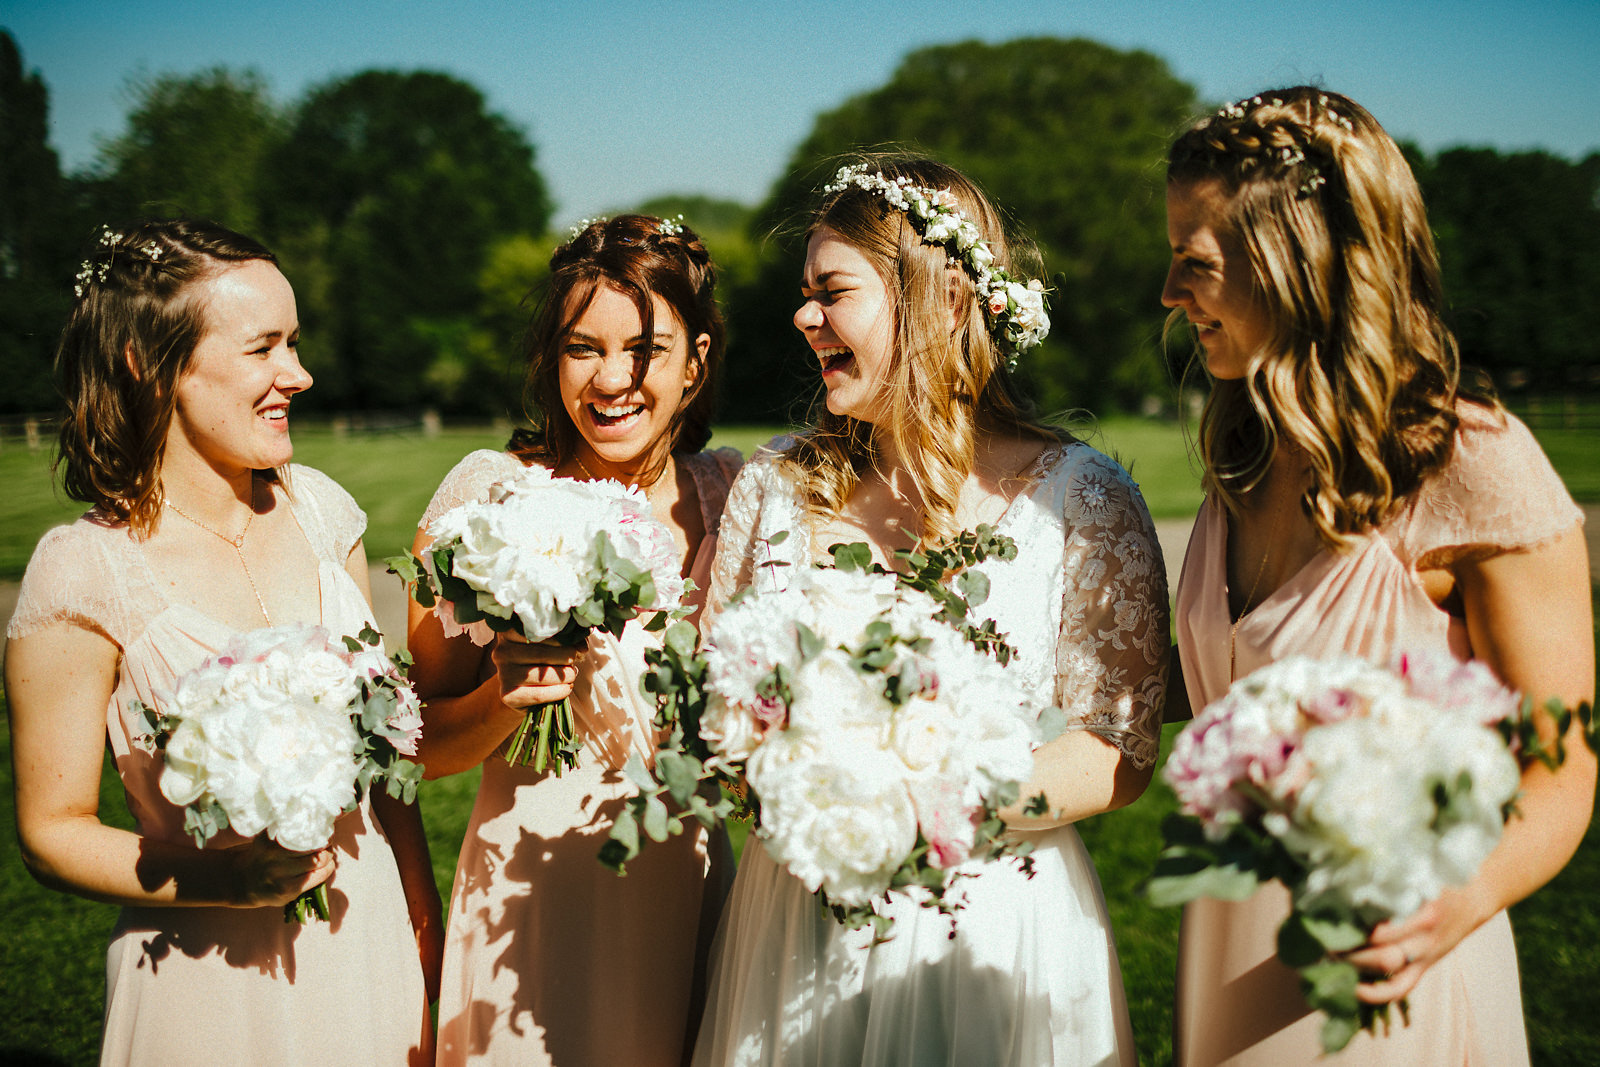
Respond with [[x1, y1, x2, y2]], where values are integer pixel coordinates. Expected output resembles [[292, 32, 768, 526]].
[[784, 154, 1060, 544], [1166, 88, 1480, 547]]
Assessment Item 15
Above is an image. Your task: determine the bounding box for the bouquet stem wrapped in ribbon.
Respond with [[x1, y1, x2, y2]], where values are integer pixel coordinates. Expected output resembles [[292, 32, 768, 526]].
[[132, 624, 425, 923], [603, 526, 1062, 939], [1148, 650, 1592, 1052], [388, 466, 686, 774]]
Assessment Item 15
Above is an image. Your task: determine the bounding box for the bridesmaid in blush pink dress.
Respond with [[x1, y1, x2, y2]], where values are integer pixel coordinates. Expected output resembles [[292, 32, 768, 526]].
[[408, 216, 739, 1067], [6, 219, 436, 1066], [1160, 88, 1594, 1066]]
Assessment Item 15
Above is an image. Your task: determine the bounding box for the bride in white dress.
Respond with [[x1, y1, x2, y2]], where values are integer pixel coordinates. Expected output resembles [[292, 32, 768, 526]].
[[691, 156, 1170, 1067]]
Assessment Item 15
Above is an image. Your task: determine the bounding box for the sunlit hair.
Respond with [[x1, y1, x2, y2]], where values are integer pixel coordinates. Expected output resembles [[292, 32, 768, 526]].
[[510, 214, 724, 477], [54, 218, 282, 535], [1166, 87, 1485, 548], [785, 153, 1060, 545]]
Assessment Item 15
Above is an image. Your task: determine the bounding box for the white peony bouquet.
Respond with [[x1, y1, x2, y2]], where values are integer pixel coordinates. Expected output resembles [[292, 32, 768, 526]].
[[132, 624, 425, 923], [1149, 650, 1562, 1052], [388, 465, 685, 773], [603, 527, 1060, 937]]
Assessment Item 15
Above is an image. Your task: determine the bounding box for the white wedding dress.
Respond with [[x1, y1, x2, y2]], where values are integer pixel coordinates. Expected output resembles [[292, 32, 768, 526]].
[[692, 440, 1169, 1067]]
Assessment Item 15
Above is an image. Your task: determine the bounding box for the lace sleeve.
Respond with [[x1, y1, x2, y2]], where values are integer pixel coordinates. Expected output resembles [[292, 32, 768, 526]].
[[417, 450, 527, 534], [1051, 448, 1170, 770], [702, 445, 805, 633], [286, 465, 367, 562], [5, 521, 127, 646], [1399, 406, 1583, 570]]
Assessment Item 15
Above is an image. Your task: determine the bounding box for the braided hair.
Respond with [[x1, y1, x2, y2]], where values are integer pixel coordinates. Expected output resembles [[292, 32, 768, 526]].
[[1167, 87, 1470, 548], [511, 214, 724, 471], [54, 219, 281, 533]]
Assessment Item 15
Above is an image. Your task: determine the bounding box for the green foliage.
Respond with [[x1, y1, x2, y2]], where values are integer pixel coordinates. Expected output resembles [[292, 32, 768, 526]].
[[89, 67, 286, 237], [0, 32, 80, 414], [1418, 148, 1600, 389], [722, 37, 1198, 423], [266, 70, 551, 411]]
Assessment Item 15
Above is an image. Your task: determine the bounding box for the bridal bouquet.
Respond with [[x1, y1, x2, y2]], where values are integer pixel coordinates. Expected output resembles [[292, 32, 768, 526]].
[[604, 527, 1059, 937], [1148, 650, 1569, 1052], [388, 465, 685, 773], [132, 624, 425, 923]]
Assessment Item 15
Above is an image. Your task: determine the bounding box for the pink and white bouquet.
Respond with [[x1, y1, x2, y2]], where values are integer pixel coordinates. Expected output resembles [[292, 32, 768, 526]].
[[132, 624, 424, 923], [1150, 650, 1547, 1052], [605, 528, 1058, 937], [389, 465, 685, 773]]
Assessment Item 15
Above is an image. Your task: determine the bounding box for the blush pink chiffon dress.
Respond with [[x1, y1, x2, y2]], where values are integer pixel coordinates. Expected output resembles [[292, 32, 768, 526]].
[[1172, 405, 1583, 1066], [424, 448, 740, 1067], [6, 466, 431, 1066]]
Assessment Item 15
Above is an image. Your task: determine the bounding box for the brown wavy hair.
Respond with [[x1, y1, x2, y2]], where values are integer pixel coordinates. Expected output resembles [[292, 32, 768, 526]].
[[509, 214, 724, 476], [1166, 87, 1487, 547], [53, 218, 281, 534], [783, 153, 1061, 545]]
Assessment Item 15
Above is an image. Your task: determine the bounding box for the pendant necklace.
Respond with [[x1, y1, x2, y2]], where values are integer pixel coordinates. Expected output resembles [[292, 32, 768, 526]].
[[165, 480, 273, 625], [1228, 503, 1284, 683], [574, 454, 671, 509]]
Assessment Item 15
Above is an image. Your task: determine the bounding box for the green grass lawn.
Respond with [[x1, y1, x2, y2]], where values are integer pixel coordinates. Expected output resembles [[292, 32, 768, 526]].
[[2, 417, 1596, 1063]]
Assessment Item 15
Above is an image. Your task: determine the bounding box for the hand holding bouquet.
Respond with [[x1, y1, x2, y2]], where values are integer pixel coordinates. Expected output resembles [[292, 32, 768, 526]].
[[388, 466, 685, 773], [1149, 650, 1584, 1052], [132, 624, 425, 923], [605, 527, 1062, 938]]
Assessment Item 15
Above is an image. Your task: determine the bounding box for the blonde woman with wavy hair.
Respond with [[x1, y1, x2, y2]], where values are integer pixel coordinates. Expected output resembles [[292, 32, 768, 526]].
[[692, 154, 1169, 1066], [1163, 87, 1594, 1065]]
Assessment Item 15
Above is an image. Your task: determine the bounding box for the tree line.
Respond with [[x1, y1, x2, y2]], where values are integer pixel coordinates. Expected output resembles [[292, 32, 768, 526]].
[[3, 32, 1597, 422]]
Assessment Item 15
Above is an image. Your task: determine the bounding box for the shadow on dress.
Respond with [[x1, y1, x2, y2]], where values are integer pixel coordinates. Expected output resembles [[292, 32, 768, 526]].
[[439, 768, 711, 1067]]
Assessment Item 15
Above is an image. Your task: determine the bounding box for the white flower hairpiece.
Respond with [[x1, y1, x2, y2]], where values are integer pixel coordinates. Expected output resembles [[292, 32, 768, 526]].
[[73, 228, 166, 298], [568, 216, 607, 240], [73, 227, 124, 297], [657, 214, 685, 236], [822, 164, 1049, 367], [1211, 98, 1341, 199]]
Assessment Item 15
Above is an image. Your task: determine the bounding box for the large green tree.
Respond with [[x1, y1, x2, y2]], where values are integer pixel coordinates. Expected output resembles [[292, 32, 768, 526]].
[[90, 68, 284, 235], [0, 31, 76, 413], [268, 70, 551, 410], [723, 37, 1197, 423], [1417, 147, 1600, 390]]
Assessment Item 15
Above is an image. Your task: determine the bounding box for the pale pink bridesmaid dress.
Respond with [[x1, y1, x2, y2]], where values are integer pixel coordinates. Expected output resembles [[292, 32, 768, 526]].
[[425, 447, 740, 1067], [1173, 405, 1583, 1066], [6, 466, 431, 1066]]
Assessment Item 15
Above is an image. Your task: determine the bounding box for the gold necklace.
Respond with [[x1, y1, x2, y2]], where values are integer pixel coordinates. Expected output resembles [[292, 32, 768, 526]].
[[1228, 503, 1284, 682], [165, 483, 273, 625], [574, 454, 670, 505]]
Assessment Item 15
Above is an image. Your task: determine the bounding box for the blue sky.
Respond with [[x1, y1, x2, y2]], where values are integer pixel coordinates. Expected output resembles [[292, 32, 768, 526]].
[[4, 0, 1598, 225]]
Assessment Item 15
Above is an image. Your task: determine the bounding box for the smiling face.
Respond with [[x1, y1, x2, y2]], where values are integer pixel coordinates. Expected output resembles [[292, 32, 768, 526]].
[[557, 283, 706, 479], [794, 227, 897, 423], [1162, 178, 1273, 380], [167, 259, 310, 479]]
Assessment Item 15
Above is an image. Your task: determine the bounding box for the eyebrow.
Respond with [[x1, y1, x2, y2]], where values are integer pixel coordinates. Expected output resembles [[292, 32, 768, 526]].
[[242, 328, 296, 345], [566, 328, 677, 344], [802, 270, 858, 289]]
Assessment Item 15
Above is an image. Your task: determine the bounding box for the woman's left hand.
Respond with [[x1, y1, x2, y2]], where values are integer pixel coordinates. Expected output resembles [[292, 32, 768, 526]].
[[1343, 883, 1492, 1003]]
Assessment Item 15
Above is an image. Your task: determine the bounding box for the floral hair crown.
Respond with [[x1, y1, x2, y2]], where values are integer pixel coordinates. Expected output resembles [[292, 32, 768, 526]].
[[73, 226, 164, 298], [1212, 94, 1353, 199], [565, 214, 686, 241], [821, 164, 1049, 367]]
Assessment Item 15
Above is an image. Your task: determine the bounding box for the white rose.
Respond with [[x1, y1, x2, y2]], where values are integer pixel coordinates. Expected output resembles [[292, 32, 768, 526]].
[[786, 649, 890, 734]]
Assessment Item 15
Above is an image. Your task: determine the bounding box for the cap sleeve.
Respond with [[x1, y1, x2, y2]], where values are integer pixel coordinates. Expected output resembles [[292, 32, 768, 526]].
[[686, 446, 745, 537], [6, 520, 131, 647], [286, 465, 367, 563], [1396, 406, 1583, 570], [417, 450, 527, 534]]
